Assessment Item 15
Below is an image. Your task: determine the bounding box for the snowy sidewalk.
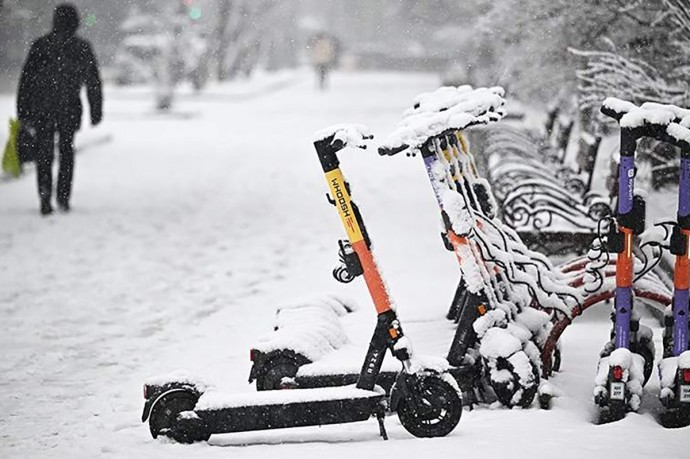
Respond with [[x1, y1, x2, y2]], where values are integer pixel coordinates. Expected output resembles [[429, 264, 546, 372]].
[[0, 72, 687, 458]]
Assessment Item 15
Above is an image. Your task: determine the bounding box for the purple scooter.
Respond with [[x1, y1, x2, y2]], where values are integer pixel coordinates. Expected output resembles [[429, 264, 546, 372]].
[[637, 103, 690, 427], [594, 99, 671, 423], [599, 99, 690, 425]]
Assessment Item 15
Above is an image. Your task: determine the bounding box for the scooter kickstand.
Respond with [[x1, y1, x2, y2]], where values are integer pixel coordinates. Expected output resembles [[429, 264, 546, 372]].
[[376, 410, 388, 440]]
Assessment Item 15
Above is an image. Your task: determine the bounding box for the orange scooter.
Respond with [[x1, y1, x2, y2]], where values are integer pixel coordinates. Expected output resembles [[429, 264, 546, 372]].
[[141, 126, 462, 444]]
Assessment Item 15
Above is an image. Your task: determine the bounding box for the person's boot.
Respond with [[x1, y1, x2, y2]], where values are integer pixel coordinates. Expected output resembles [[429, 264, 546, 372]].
[[40, 201, 53, 216], [57, 199, 70, 212]]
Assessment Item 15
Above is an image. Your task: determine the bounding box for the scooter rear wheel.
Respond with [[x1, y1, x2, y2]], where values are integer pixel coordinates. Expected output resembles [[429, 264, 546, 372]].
[[148, 390, 210, 443], [597, 401, 627, 425], [396, 376, 462, 438], [257, 359, 299, 391], [659, 407, 690, 428]]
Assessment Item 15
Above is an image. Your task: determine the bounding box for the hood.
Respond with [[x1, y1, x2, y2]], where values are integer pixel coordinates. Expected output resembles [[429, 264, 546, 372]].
[[53, 4, 80, 37]]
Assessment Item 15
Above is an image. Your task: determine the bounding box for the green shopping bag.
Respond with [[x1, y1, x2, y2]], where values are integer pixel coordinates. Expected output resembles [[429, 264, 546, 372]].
[[2, 118, 22, 178]]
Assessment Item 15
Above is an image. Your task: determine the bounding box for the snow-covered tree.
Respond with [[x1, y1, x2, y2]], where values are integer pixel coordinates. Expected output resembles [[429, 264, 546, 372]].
[[214, 0, 296, 81], [571, 0, 690, 190], [572, 0, 689, 112]]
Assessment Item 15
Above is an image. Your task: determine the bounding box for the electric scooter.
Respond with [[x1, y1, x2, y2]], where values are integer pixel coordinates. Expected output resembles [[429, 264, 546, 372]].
[[633, 102, 690, 427], [594, 98, 675, 423], [660, 119, 690, 428], [248, 283, 467, 396], [378, 86, 579, 409], [141, 125, 462, 443], [245, 88, 541, 409]]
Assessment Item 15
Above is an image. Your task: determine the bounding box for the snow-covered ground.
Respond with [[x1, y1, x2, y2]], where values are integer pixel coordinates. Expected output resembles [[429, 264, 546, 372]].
[[0, 71, 686, 458]]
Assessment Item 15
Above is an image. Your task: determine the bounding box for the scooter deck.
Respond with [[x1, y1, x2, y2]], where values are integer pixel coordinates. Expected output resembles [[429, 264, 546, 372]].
[[194, 386, 385, 434], [294, 370, 399, 394]]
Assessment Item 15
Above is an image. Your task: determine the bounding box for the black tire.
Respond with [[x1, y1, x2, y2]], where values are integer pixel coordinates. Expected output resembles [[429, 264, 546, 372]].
[[148, 390, 210, 443], [396, 376, 462, 438], [630, 341, 654, 387], [489, 353, 540, 408], [538, 392, 552, 410], [659, 408, 690, 429], [597, 401, 627, 425], [256, 359, 298, 391]]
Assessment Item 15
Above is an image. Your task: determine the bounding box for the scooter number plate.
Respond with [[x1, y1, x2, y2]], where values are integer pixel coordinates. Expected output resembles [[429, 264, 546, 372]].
[[680, 385, 690, 403], [610, 382, 625, 401]]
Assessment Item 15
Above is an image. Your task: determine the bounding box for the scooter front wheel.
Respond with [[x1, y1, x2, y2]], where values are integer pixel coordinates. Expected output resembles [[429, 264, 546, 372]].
[[488, 352, 540, 408], [396, 375, 462, 438]]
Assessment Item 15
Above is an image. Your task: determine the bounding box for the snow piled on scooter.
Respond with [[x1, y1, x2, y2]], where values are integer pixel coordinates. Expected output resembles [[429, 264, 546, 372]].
[[593, 348, 646, 411], [659, 351, 690, 400], [384, 86, 582, 318], [312, 124, 373, 148], [252, 295, 355, 361], [144, 369, 212, 393], [380, 86, 506, 154]]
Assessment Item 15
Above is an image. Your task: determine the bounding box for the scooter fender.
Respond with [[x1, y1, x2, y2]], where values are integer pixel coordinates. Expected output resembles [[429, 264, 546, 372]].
[[390, 371, 432, 412], [389, 373, 411, 412]]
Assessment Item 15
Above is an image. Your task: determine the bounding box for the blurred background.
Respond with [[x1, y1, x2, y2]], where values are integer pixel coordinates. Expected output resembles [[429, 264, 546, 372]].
[[1, 3, 689, 456], [0, 0, 683, 104], [1, 0, 687, 186]]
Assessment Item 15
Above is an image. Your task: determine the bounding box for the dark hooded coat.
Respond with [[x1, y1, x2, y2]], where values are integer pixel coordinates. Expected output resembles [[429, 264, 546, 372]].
[[17, 5, 102, 132]]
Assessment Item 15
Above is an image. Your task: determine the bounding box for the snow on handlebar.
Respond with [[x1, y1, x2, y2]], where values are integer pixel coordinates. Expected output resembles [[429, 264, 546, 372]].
[[312, 124, 373, 151], [602, 97, 690, 149], [378, 86, 506, 156], [602, 97, 676, 129]]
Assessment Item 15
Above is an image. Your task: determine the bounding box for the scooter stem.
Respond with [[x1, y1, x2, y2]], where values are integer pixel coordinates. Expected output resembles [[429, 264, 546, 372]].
[[314, 134, 394, 315], [614, 129, 638, 349], [673, 151, 690, 355]]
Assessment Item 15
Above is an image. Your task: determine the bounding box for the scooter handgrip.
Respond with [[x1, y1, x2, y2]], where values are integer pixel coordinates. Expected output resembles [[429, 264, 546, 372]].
[[664, 123, 690, 153], [600, 97, 637, 122], [600, 105, 624, 122], [377, 144, 409, 156]]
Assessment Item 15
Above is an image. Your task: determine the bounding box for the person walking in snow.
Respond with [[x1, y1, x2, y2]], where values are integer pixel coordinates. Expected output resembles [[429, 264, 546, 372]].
[[310, 33, 339, 91], [17, 3, 102, 215]]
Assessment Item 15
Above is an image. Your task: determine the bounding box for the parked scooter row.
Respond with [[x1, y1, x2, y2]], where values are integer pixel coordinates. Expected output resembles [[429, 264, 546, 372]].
[[378, 86, 582, 409], [248, 87, 576, 412], [141, 90, 689, 447]]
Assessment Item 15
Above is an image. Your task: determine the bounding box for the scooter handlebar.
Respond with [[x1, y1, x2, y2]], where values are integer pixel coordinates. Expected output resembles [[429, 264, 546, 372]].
[[313, 124, 373, 172], [665, 123, 690, 153], [378, 111, 502, 157], [379, 86, 505, 157], [601, 97, 679, 144]]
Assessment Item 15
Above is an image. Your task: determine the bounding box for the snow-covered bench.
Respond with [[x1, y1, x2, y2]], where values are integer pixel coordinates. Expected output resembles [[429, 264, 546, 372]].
[[478, 116, 611, 256]]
